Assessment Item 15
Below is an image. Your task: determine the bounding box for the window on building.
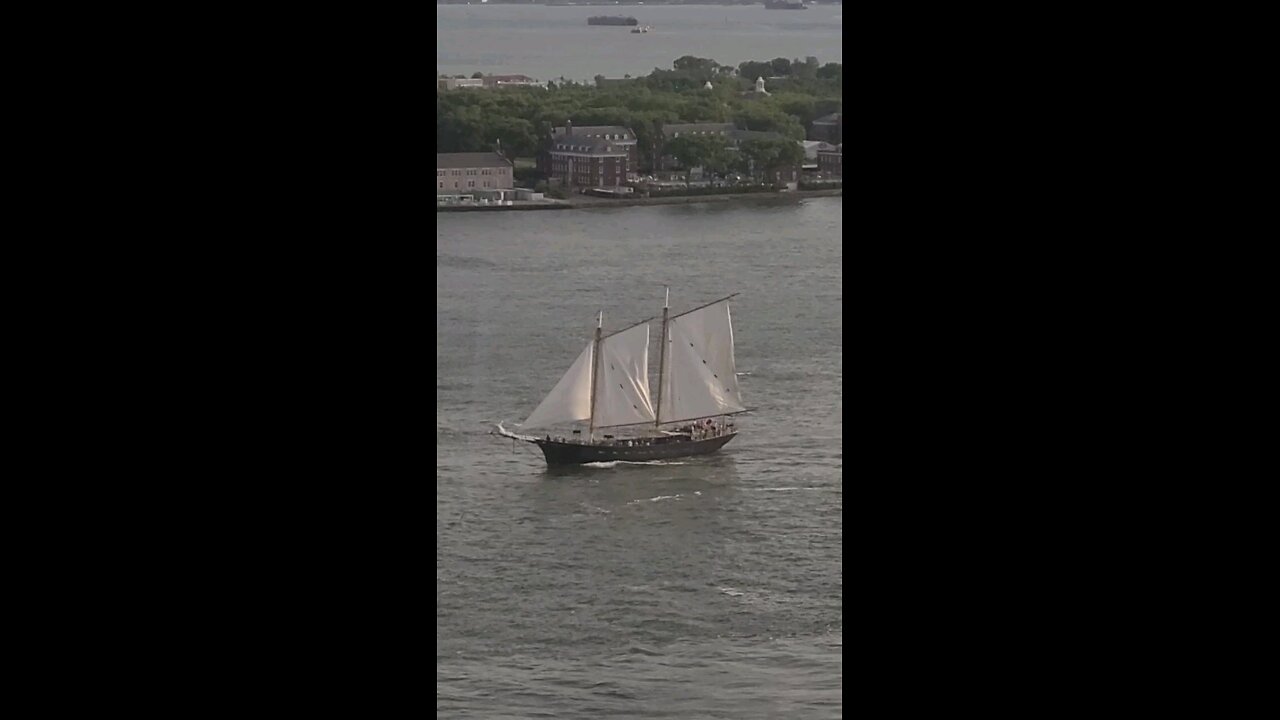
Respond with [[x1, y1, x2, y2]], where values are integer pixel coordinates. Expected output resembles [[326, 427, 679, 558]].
[[468, 181, 475, 187], [439, 182, 443, 188]]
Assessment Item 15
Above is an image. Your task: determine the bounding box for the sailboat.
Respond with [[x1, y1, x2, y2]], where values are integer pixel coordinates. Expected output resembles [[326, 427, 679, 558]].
[[495, 290, 747, 466]]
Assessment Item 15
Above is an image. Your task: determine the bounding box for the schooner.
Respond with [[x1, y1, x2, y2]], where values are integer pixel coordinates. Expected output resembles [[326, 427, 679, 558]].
[[496, 290, 747, 466]]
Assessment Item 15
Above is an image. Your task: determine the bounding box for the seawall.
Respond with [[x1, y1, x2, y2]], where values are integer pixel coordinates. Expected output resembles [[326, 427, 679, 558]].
[[437, 188, 842, 212]]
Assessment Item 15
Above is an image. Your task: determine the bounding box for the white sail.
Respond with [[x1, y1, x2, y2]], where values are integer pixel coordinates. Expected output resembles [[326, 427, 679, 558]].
[[594, 323, 655, 427], [522, 342, 594, 429], [659, 300, 746, 423]]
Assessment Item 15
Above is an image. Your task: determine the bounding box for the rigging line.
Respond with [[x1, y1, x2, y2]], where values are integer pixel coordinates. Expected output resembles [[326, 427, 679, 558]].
[[598, 293, 739, 340], [666, 293, 740, 322], [600, 313, 661, 340]]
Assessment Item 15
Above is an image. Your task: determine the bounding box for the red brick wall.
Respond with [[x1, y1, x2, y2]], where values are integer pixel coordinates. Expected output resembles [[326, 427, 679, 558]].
[[548, 153, 628, 186]]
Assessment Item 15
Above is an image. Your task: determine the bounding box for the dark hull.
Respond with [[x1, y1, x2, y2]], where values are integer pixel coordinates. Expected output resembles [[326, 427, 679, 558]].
[[536, 432, 736, 466]]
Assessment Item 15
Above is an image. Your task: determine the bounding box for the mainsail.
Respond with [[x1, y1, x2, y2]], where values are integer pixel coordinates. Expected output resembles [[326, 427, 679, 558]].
[[594, 323, 656, 427], [523, 342, 594, 429], [658, 299, 746, 423]]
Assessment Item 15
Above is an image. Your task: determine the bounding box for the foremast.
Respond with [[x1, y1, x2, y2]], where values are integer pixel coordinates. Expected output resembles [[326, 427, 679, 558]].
[[587, 310, 602, 441], [654, 286, 669, 429]]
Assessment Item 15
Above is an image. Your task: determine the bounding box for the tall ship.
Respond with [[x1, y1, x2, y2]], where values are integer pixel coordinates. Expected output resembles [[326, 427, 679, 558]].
[[587, 16, 639, 25], [495, 290, 748, 466], [764, 0, 808, 8]]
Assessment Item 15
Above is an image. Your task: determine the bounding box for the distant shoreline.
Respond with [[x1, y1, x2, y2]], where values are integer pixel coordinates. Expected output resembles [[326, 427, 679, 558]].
[[438, 2, 842, 5], [437, 187, 841, 212]]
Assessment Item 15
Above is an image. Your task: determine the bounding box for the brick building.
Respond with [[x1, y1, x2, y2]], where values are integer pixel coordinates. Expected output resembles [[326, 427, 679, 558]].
[[817, 144, 842, 176], [540, 121, 632, 187], [546, 121, 637, 169]]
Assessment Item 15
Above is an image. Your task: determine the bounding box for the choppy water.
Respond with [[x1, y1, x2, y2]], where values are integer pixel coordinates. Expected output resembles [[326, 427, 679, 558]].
[[437, 198, 842, 718], [436, 4, 843, 80]]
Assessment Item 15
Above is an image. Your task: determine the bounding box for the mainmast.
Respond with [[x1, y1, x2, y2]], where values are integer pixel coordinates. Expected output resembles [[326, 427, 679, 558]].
[[654, 286, 669, 428], [587, 310, 603, 441]]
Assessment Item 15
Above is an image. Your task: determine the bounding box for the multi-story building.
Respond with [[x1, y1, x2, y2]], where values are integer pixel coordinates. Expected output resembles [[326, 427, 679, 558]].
[[436, 152, 515, 204], [801, 141, 838, 172], [482, 74, 544, 88], [546, 121, 637, 169], [437, 74, 546, 91], [537, 121, 632, 187], [436, 77, 484, 91], [817, 144, 842, 176], [545, 138, 628, 188]]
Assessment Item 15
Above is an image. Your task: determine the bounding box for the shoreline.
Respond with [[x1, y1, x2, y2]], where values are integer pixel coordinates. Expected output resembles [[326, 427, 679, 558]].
[[438, 188, 841, 212]]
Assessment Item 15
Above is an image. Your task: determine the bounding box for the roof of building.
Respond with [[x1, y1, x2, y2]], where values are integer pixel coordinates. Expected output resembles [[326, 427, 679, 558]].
[[552, 125, 633, 139], [486, 74, 535, 82], [800, 140, 837, 160], [813, 112, 842, 125], [550, 138, 629, 155], [436, 152, 512, 168]]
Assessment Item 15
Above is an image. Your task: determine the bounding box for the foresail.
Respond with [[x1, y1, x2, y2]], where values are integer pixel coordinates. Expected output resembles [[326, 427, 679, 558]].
[[659, 300, 746, 422], [523, 342, 594, 429], [594, 323, 655, 427]]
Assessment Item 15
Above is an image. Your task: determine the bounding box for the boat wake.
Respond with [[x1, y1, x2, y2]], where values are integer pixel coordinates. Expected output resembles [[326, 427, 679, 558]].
[[626, 490, 702, 504], [582, 460, 691, 468]]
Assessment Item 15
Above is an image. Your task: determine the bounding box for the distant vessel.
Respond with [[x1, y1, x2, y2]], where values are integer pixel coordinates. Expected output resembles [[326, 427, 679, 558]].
[[631, 25, 652, 33], [588, 16, 639, 25], [764, 0, 807, 8], [495, 290, 748, 466]]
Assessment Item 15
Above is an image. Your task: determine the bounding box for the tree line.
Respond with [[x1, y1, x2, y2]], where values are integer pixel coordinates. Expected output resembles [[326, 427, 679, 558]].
[[437, 56, 841, 172]]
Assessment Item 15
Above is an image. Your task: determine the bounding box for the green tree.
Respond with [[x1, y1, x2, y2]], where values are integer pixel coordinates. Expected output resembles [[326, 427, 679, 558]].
[[739, 137, 804, 179], [734, 102, 805, 140], [738, 61, 772, 82], [773, 93, 818, 130], [665, 135, 737, 180], [673, 56, 719, 76], [796, 56, 819, 80], [664, 136, 706, 177]]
